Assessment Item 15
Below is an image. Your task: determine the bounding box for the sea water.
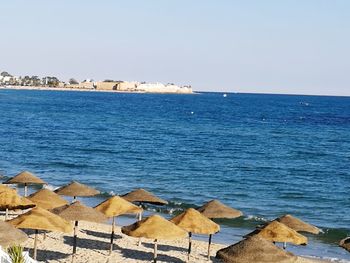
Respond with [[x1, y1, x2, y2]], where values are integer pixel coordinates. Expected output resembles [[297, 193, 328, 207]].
[[0, 89, 349, 261]]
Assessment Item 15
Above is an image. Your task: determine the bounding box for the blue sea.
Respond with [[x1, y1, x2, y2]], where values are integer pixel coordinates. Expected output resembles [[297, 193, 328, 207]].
[[0, 89, 349, 261]]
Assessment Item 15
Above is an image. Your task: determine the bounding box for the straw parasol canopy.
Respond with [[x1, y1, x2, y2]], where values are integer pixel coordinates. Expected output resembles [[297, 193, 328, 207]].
[[3, 171, 46, 197], [275, 215, 320, 234], [216, 235, 298, 263], [197, 199, 242, 259], [95, 196, 142, 217], [54, 181, 100, 199], [122, 214, 187, 240], [7, 206, 72, 232], [197, 200, 242, 219], [0, 188, 35, 210], [121, 188, 168, 206], [0, 184, 14, 192], [121, 188, 167, 246], [52, 201, 107, 223], [51, 201, 107, 257], [0, 220, 28, 247], [339, 237, 350, 252], [171, 208, 220, 260], [94, 196, 143, 254], [171, 208, 220, 235], [3, 171, 46, 185], [7, 207, 72, 260], [0, 188, 36, 219], [245, 221, 308, 245], [122, 215, 187, 263], [28, 189, 69, 210]]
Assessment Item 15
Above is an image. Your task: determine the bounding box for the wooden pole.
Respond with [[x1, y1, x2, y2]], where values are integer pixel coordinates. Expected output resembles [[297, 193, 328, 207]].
[[188, 232, 192, 261], [138, 210, 142, 221], [207, 234, 212, 260], [24, 183, 28, 197], [5, 208, 8, 220], [154, 239, 158, 263], [109, 216, 115, 254], [33, 229, 38, 260], [138, 206, 143, 246], [73, 221, 78, 254]]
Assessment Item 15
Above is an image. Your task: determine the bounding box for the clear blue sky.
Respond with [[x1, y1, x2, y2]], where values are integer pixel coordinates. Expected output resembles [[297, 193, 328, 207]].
[[1, 0, 349, 95]]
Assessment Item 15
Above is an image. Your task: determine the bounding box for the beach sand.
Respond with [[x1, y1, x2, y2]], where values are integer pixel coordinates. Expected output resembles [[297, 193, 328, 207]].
[[0, 86, 196, 94], [8, 220, 328, 263]]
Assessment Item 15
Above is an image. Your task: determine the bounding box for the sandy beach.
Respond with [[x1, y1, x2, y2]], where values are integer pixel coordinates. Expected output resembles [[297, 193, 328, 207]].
[[0, 86, 197, 95], [0, 85, 142, 93], [1, 217, 328, 263]]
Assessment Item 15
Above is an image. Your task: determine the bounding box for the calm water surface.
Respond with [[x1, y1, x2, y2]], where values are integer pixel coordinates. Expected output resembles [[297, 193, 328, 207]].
[[0, 89, 349, 261]]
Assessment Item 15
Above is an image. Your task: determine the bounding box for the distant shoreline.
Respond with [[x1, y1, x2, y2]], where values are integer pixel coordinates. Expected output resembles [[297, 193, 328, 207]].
[[0, 85, 198, 95], [2, 86, 349, 98]]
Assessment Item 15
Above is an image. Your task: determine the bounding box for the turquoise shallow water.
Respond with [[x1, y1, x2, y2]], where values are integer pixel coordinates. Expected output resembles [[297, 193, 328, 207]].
[[0, 89, 349, 261]]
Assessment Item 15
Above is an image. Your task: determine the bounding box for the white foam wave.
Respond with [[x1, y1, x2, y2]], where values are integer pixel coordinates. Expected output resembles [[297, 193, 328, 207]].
[[108, 190, 116, 196], [244, 215, 268, 222], [303, 255, 350, 263], [43, 184, 59, 191]]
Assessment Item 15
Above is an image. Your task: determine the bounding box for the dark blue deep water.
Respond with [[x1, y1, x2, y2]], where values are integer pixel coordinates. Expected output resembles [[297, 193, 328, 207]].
[[0, 89, 349, 261]]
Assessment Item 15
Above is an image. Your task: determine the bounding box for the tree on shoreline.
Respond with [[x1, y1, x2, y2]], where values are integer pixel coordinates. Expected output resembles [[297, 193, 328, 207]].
[[69, 78, 79, 85]]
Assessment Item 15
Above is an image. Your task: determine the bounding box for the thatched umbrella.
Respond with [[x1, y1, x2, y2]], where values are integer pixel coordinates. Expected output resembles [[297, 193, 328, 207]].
[[0, 220, 28, 247], [197, 199, 242, 259], [244, 221, 308, 246], [0, 184, 14, 192], [122, 215, 187, 263], [197, 200, 242, 219], [8, 207, 72, 260], [28, 189, 69, 210], [3, 171, 46, 197], [122, 188, 168, 245], [94, 196, 142, 254], [339, 237, 350, 253], [275, 215, 320, 234], [275, 215, 319, 249], [216, 235, 298, 263], [51, 201, 107, 258], [121, 189, 168, 206], [0, 188, 35, 220], [170, 208, 220, 260], [54, 181, 100, 201]]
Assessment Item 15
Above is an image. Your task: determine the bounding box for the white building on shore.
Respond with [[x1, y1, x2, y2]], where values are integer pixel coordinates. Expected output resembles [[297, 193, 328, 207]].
[[136, 83, 192, 93]]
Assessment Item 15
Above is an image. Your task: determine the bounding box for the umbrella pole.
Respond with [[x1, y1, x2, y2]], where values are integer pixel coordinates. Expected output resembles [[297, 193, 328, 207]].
[[154, 239, 158, 263], [24, 183, 28, 197], [109, 216, 115, 254], [73, 221, 78, 254], [138, 208, 143, 246], [207, 234, 212, 260], [33, 229, 38, 260], [138, 210, 142, 221], [188, 232, 192, 261]]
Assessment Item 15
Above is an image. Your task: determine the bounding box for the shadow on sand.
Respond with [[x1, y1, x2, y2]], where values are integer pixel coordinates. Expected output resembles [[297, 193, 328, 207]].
[[63, 236, 113, 252], [32, 249, 70, 263], [120, 247, 184, 263], [82, 229, 122, 241], [143, 242, 187, 253]]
